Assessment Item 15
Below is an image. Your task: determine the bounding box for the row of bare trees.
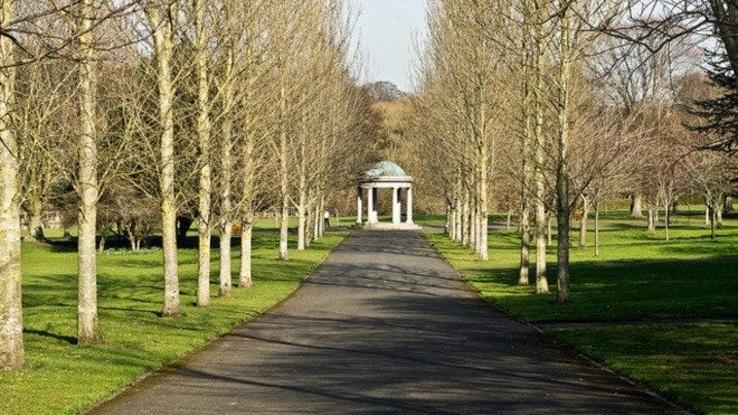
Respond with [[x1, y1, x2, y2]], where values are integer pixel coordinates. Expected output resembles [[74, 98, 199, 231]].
[[414, 0, 736, 303], [0, 0, 369, 370]]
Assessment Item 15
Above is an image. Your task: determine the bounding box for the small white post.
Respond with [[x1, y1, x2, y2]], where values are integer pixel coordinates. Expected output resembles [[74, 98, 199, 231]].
[[406, 187, 414, 224], [356, 188, 363, 224], [392, 187, 400, 224]]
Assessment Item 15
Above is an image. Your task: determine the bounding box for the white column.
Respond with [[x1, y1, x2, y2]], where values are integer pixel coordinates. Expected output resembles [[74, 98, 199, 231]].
[[356, 188, 363, 224], [392, 187, 400, 224], [367, 186, 376, 223], [406, 187, 414, 224]]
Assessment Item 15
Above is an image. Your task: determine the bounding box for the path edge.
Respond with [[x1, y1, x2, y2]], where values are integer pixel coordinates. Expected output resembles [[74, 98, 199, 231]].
[[420, 231, 696, 415], [81, 231, 352, 415]]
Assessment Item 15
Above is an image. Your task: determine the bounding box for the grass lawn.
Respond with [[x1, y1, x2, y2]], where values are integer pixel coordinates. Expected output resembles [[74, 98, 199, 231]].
[[0, 229, 345, 415], [425, 209, 738, 414]]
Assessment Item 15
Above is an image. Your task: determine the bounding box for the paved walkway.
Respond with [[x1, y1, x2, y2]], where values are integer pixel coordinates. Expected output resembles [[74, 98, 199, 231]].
[[92, 230, 685, 415]]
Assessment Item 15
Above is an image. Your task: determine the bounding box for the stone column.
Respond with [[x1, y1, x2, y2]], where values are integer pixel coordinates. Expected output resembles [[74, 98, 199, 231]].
[[392, 187, 401, 224], [406, 187, 414, 224], [367, 186, 376, 224], [356, 187, 362, 224]]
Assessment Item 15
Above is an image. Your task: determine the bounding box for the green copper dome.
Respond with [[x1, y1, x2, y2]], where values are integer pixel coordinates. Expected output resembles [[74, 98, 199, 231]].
[[364, 161, 409, 179]]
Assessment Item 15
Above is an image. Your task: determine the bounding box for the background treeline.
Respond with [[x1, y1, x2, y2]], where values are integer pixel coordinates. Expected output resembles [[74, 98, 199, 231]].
[[0, 0, 376, 370]]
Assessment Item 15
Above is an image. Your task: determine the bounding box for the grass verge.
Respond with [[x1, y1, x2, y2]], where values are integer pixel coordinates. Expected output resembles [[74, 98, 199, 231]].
[[425, 212, 738, 414], [0, 229, 345, 415]]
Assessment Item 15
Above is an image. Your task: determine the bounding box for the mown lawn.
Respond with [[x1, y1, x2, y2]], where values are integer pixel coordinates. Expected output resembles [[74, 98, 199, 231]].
[[425, 210, 738, 414], [0, 229, 345, 415]]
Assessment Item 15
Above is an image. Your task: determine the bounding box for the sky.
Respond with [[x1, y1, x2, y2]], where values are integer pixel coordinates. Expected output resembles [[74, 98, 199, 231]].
[[349, 0, 428, 92]]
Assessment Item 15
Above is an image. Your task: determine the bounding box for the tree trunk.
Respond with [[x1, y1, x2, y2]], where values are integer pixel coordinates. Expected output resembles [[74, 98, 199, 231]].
[[278, 82, 289, 260], [519, 208, 530, 286], [297, 187, 306, 250], [195, 0, 211, 307], [479, 155, 489, 260], [532, 0, 548, 294], [578, 195, 589, 248], [648, 207, 656, 233], [594, 205, 600, 256], [0, 0, 24, 367], [664, 203, 670, 241], [556, 206, 570, 303], [556, 7, 572, 304], [239, 211, 253, 288], [148, 5, 180, 317], [77, 0, 102, 345], [218, 42, 236, 299], [723, 195, 733, 213], [705, 205, 710, 226], [630, 193, 643, 217], [27, 196, 45, 242], [546, 212, 552, 246], [709, 205, 716, 240]]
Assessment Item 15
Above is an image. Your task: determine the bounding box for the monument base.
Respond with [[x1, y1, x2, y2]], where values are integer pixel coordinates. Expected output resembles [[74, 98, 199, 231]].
[[362, 222, 422, 231]]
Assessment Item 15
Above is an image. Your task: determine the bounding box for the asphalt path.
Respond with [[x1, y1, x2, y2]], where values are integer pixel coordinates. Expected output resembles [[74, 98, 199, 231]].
[[92, 230, 685, 415]]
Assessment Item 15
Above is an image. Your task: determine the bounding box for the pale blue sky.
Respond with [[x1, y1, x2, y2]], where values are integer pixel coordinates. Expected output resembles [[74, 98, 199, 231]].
[[349, 0, 428, 92]]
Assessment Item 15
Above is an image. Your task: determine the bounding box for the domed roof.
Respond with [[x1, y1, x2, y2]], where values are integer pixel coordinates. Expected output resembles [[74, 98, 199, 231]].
[[364, 161, 409, 180]]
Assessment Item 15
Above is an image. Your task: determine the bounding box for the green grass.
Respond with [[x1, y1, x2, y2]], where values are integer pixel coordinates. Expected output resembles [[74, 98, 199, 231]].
[[550, 323, 738, 414], [425, 210, 738, 414], [0, 229, 345, 415]]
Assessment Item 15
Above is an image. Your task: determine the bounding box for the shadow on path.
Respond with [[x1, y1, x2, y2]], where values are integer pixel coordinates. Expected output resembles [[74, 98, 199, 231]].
[[91, 230, 687, 415]]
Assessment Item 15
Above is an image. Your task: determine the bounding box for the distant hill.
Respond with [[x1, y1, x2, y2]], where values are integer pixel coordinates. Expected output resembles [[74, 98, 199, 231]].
[[365, 81, 408, 102]]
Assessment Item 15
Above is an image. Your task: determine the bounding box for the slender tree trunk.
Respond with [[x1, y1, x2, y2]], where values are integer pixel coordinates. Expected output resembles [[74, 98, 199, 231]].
[[519, 208, 530, 286], [532, 0, 548, 294], [218, 125, 232, 298], [556, 6, 572, 304], [239, 210, 253, 288], [479, 154, 489, 260], [77, 0, 102, 345], [195, 0, 211, 307], [461, 188, 470, 246], [594, 204, 600, 256], [578, 195, 589, 248], [647, 207, 655, 233], [709, 205, 716, 239], [547, 212, 552, 246], [664, 203, 670, 241], [556, 205, 570, 303], [313, 203, 320, 241], [297, 185, 306, 250], [278, 83, 289, 260], [0, 0, 23, 368], [148, 6, 180, 317]]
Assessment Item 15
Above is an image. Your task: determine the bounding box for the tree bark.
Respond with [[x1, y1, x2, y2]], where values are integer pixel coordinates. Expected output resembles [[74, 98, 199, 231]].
[[594, 204, 600, 256], [27, 196, 45, 242], [77, 0, 102, 345], [519, 208, 530, 286], [239, 211, 253, 288], [278, 83, 289, 260], [218, 41, 235, 299], [0, 0, 23, 368], [578, 195, 589, 248], [147, 5, 180, 317], [195, 0, 212, 307], [556, 6, 572, 304], [297, 186, 306, 250], [630, 194, 643, 217]]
